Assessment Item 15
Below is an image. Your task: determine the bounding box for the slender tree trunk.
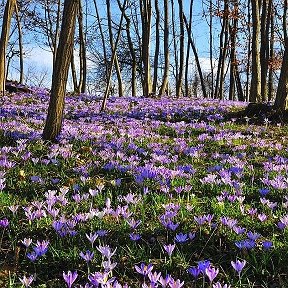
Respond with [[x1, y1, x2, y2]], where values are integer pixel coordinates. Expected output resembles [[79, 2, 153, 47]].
[[15, 2, 24, 84], [78, 0, 87, 93], [71, 48, 79, 93], [176, 0, 184, 97], [0, 0, 16, 95], [268, 1, 274, 102], [250, 0, 261, 102], [140, 0, 152, 96], [229, 2, 238, 101], [54, 0, 62, 64], [183, 14, 208, 99], [214, 0, 229, 100], [209, 0, 214, 98], [184, 0, 193, 97], [106, 0, 123, 97], [171, 0, 178, 93], [159, 0, 169, 96], [274, 0, 288, 110], [43, 0, 79, 141], [101, 0, 127, 111], [117, 0, 137, 96], [93, 0, 108, 85], [152, 0, 160, 95], [260, 0, 271, 102], [246, 0, 252, 101]]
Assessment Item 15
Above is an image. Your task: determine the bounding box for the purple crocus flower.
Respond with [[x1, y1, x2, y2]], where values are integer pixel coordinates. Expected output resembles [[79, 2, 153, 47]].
[[80, 250, 94, 262], [63, 271, 78, 288], [148, 271, 162, 283], [262, 241, 273, 250], [197, 260, 211, 273], [231, 259, 247, 275], [135, 263, 154, 276], [27, 252, 38, 262], [247, 231, 261, 241], [33, 240, 49, 256], [259, 188, 269, 196], [102, 260, 117, 271], [205, 266, 219, 282], [159, 274, 172, 287], [19, 275, 34, 287], [187, 266, 201, 279], [0, 218, 9, 228], [163, 244, 176, 257], [175, 233, 188, 243], [86, 232, 98, 246], [21, 238, 33, 248], [258, 213, 267, 222], [129, 233, 141, 241], [168, 279, 184, 288], [188, 232, 196, 240], [96, 245, 117, 259], [96, 229, 108, 237]]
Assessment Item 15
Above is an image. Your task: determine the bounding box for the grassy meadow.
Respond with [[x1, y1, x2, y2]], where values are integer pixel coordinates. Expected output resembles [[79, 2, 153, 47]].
[[0, 90, 288, 287]]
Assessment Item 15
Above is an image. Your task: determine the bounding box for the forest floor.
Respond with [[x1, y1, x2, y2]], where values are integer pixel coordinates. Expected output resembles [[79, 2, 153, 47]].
[[0, 90, 288, 287]]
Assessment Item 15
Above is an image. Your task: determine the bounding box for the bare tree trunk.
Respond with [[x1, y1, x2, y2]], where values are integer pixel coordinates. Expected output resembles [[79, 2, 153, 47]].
[[171, 0, 178, 93], [215, 0, 229, 100], [71, 48, 79, 93], [268, 0, 274, 102], [117, 0, 137, 96], [159, 0, 170, 96], [184, 0, 193, 97], [183, 14, 208, 99], [250, 0, 261, 102], [93, 0, 108, 85], [101, 0, 127, 111], [246, 0, 252, 101], [0, 0, 16, 95], [209, 0, 214, 98], [140, 0, 152, 96], [106, 0, 123, 97], [274, 0, 288, 110], [15, 2, 24, 84], [43, 0, 79, 141], [78, 0, 87, 93], [152, 0, 160, 95], [260, 0, 272, 102], [176, 0, 184, 97], [229, 1, 238, 101]]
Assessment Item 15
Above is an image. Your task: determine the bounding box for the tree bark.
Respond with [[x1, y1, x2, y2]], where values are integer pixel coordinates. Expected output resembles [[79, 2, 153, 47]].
[[184, 0, 193, 97], [268, 0, 274, 102], [140, 0, 152, 96], [0, 0, 16, 95], [43, 0, 79, 141], [274, 0, 288, 111], [159, 0, 169, 96], [214, 0, 229, 100], [260, 0, 272, 102], [100, 0, 127, 111], [15, 2, 24, 84], [78, 0, 87, 93], [250, 0, 261, 102], [176, 0, 184, 97], [93, 0, 109, 85], [183, 14, 208, 99], [152, 0, 160, 95], [106, 0, 123, 97], [117, 0, 137, 96], [209, 0, 214, 98]]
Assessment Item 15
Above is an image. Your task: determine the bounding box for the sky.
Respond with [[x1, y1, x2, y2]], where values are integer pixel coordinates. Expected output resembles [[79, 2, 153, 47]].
[[5, 0, 213, 89]]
